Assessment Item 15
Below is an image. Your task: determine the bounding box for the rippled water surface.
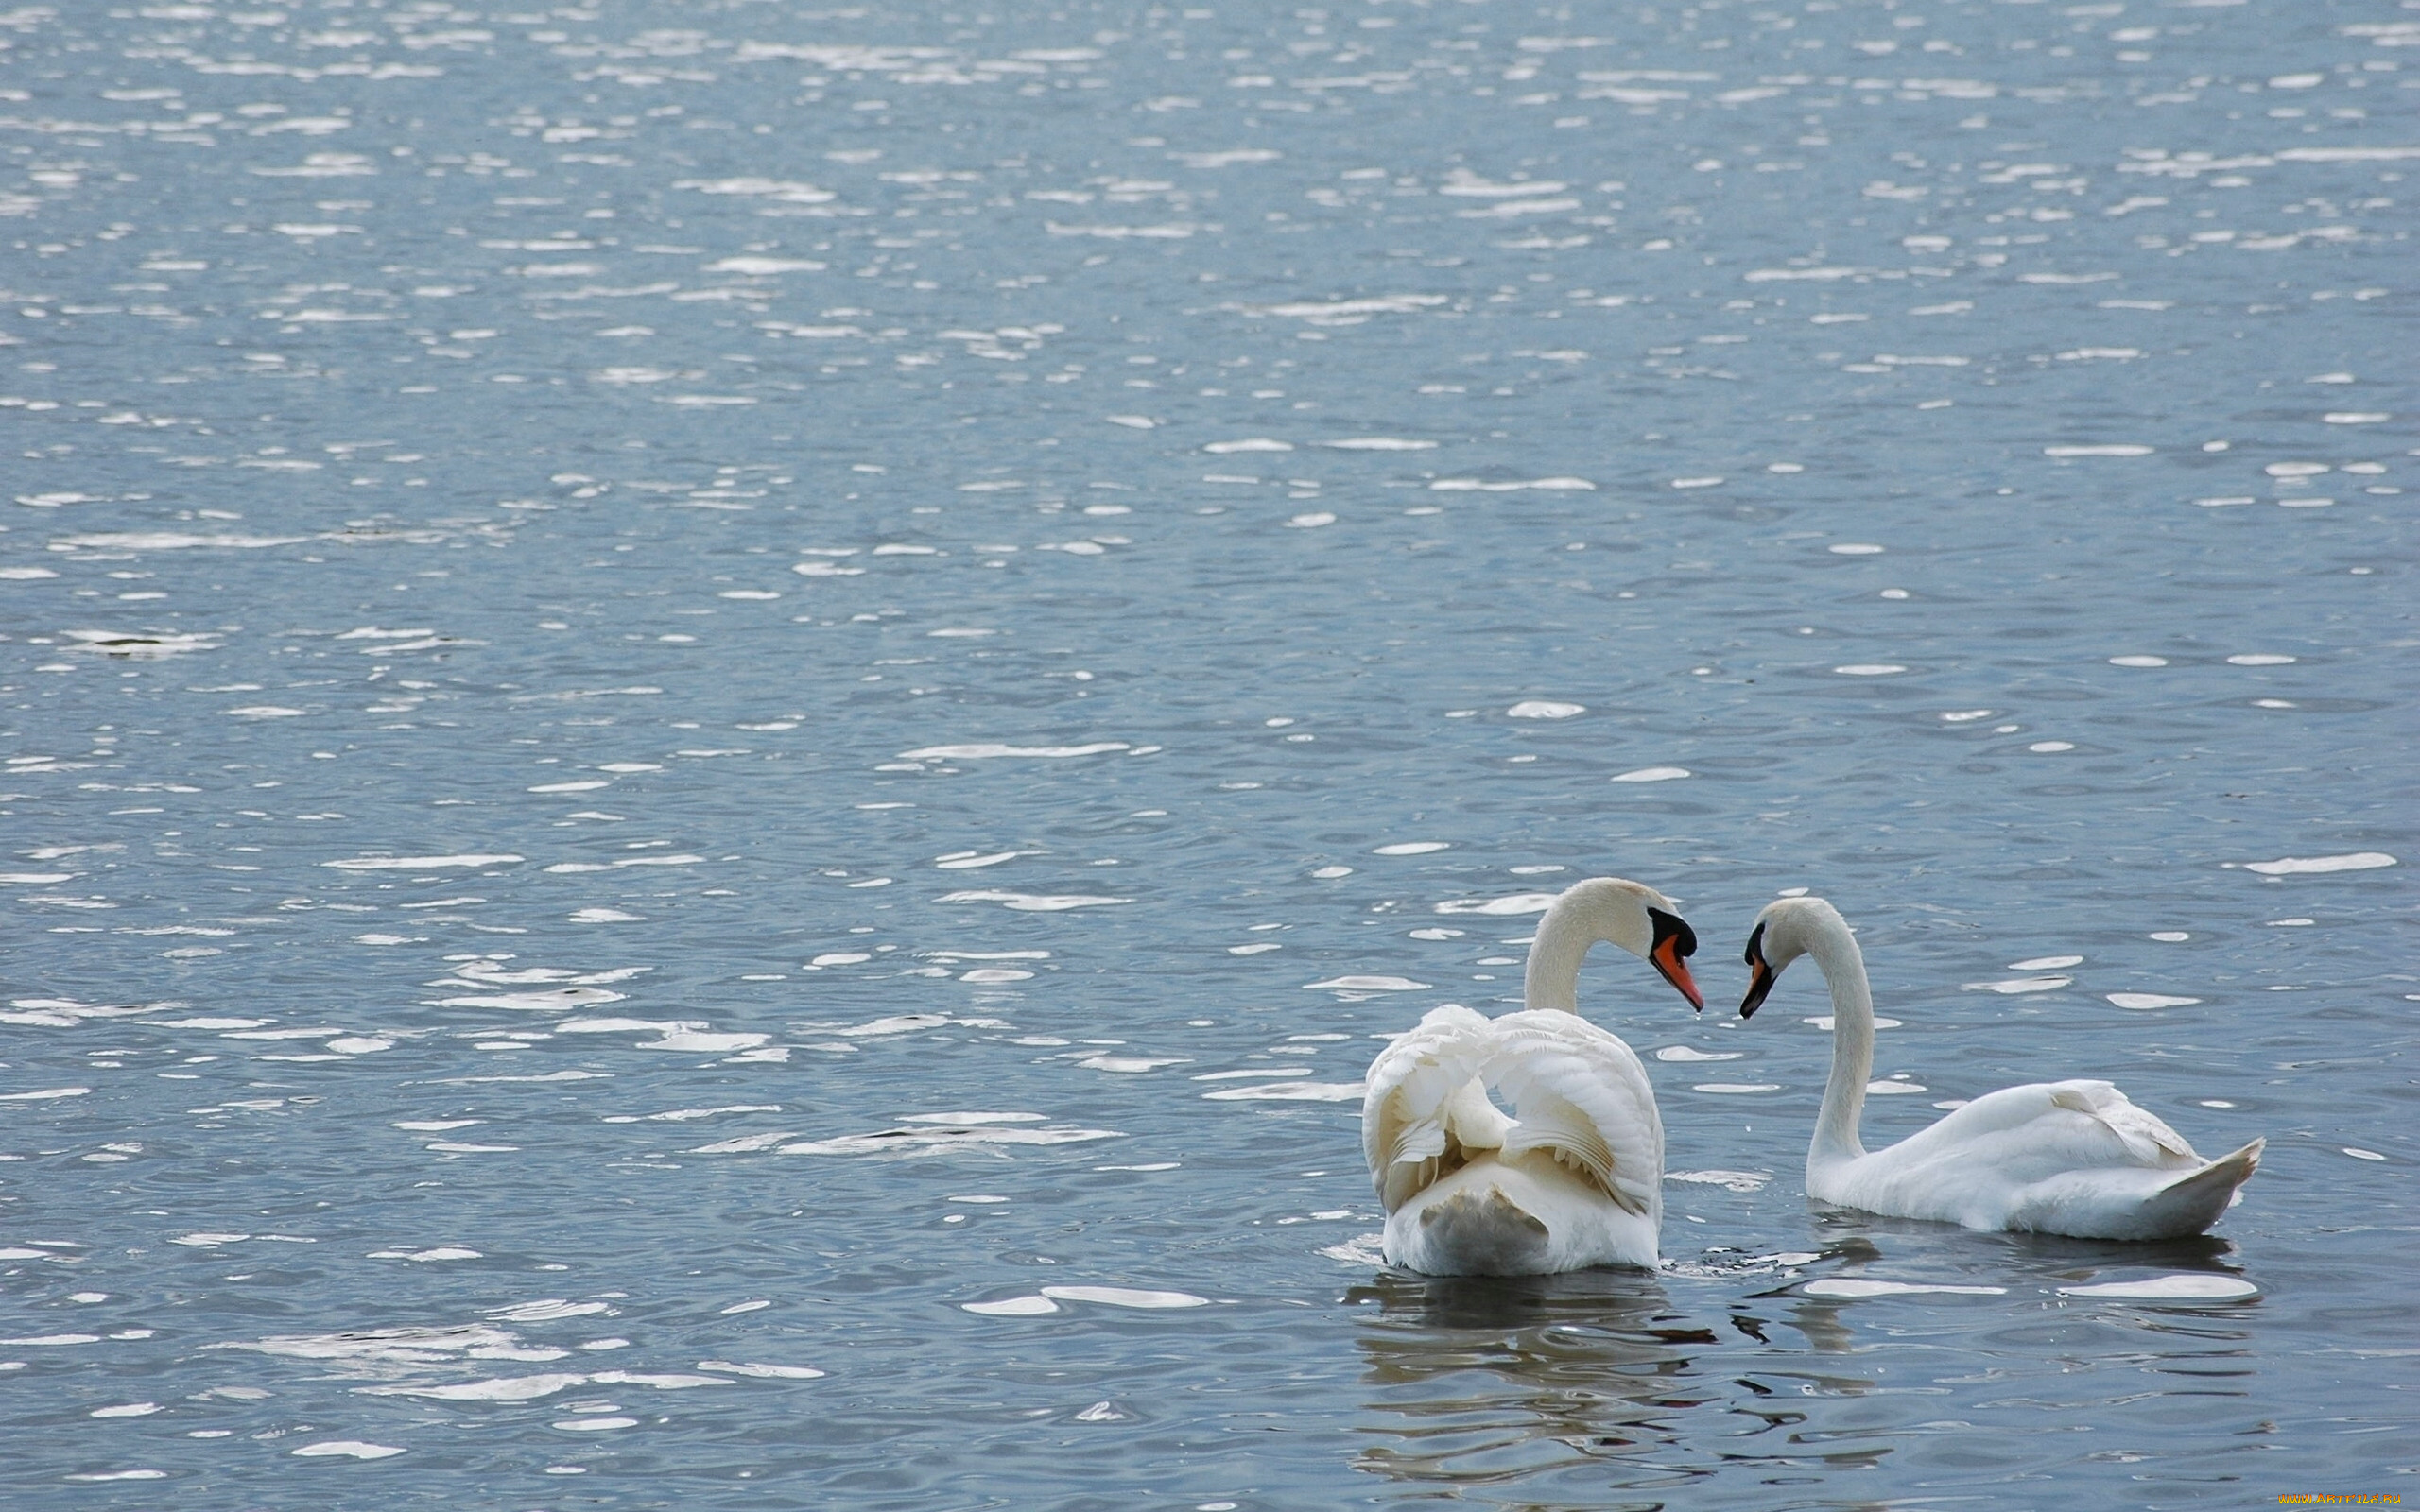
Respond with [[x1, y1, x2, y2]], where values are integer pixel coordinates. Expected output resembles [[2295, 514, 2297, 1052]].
[[2, 0, 2414, 1504]]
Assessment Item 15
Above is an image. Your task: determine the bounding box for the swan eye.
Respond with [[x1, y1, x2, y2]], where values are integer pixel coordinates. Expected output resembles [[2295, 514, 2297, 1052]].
[[1743, 920, 1767, 968]]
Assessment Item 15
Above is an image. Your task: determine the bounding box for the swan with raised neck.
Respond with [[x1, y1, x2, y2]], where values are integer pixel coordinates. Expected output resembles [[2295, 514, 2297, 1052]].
[[1360, 876, 1703, 1275], [1738, 895, 2263, 1241]]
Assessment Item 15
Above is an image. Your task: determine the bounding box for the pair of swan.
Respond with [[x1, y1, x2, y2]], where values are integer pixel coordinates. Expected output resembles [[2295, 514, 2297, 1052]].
[[1361, 882, 2263, 1275]]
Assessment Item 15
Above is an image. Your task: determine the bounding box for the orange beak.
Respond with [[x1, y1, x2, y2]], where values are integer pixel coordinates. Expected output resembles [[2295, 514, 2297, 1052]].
[[1651, 932, 1704, 1011], [1645, 906, 1703, 1011], [1740, 956, 1777, 1020], [1739, 922, 1777, 1019]]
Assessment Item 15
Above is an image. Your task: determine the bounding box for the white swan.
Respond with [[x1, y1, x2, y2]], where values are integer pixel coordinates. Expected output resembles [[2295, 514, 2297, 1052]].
[[1738, 896, 2263, 1241], [1361, 878, 1703, 1275]]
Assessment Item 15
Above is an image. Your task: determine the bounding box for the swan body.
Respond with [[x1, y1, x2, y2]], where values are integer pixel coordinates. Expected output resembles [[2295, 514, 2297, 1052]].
[[1362, 878, 1701, 1275], [1739, 897, 2262, 1241]]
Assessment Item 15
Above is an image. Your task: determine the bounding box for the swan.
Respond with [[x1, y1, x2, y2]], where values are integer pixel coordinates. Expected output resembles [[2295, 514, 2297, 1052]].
[[1737, 896, 2263, 1241], [1361, 878, 1703, 1275]]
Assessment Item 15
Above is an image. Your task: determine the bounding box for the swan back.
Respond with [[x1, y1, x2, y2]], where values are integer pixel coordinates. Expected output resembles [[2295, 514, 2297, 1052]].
[[1820, 1084, 2262, 1239], [1363, 1005, 1664, 1272]]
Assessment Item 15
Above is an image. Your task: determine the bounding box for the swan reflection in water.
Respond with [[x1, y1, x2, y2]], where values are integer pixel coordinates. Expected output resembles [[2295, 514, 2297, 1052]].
[[1348, 1266, 1722, 1495], [1349, 1223, 2264, 1498]]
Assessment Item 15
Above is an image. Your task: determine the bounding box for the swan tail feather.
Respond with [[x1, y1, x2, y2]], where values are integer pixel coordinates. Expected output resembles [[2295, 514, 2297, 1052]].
[[2138, 1137, 2262, 1237], [1401, 1181, 1553, 1276]]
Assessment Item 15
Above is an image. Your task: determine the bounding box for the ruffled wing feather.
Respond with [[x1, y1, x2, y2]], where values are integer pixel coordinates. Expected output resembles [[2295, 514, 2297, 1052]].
[[1486, 1010, 1664, 1219], [1362, 1005, 1506, 1211]]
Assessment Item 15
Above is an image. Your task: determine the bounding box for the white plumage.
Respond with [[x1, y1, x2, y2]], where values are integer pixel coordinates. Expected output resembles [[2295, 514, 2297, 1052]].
[[1360, 878, 1700, 1275], [1740, 896, 2263, 1241], [1363, 1005, 1664, 1274]]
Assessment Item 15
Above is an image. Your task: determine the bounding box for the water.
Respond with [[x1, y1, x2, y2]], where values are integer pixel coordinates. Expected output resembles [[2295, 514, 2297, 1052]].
[[1, 0, 2413, 1503]]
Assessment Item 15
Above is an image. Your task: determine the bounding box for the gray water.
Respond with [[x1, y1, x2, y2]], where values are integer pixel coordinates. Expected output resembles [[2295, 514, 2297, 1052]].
[[2, 0, 2414, 1505]]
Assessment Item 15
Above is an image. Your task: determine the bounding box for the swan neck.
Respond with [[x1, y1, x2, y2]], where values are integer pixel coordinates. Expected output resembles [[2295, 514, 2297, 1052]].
[[1808, 919, 1873, 1170], [1524, 893, 1628, 1016]]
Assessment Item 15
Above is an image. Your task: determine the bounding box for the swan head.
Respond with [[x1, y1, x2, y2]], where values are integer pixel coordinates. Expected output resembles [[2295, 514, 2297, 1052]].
[[1540, 876, 1703, 1010], [1738, 896, 1847, 1019]]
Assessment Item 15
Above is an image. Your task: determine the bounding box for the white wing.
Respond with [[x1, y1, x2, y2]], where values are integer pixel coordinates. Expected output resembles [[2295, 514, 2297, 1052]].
[[2046, 1079, 2200, 1166], [1893, 1078, 2202, 1180], [1485, 1010, 1664, 1219], [1361, 1005, 1511, 1211]]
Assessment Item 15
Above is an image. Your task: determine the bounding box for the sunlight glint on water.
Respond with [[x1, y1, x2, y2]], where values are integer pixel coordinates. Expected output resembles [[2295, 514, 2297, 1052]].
[[0, 1, 2411, 1506]]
